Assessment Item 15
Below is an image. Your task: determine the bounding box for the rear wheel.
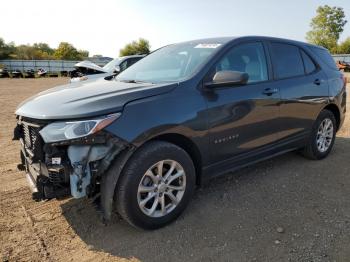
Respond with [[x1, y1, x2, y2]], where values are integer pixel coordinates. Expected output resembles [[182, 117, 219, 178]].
[[302, 109, 336, 160], [115, 141, 195, 229]]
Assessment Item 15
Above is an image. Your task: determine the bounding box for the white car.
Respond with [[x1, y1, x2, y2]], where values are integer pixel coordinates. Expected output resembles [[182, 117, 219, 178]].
[[70, 55, 145, 82]]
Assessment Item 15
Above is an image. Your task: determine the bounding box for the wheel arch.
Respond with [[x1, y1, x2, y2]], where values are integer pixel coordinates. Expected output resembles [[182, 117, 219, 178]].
[[323, 103, 341, 131], [149, 133, 203, 185]]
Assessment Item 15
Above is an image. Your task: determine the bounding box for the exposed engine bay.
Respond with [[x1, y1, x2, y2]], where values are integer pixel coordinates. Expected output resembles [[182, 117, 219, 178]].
[[13, 116, 133, 218], [70, 60, 107, 78]]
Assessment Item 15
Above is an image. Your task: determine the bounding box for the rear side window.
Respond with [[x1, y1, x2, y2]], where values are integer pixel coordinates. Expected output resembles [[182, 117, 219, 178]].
[[300, 50, 317, 74], [310, 47, 338, 70], [128, 57, 142, 67], [270, 43, 304, 79]]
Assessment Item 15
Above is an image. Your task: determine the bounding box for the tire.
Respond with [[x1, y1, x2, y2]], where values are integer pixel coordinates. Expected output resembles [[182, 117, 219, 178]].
[[302, 109, 336, 160], [115, 141, 196, 229]]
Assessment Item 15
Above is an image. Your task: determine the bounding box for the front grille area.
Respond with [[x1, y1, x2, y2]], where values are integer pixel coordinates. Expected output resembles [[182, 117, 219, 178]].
[[15, 117, 72, 200], [20, 119, 45, 162]]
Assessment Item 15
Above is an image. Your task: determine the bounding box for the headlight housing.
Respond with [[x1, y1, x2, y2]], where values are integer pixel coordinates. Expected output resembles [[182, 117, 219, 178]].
[[39, 113, 121, 143], [70, 76, 88, 83]]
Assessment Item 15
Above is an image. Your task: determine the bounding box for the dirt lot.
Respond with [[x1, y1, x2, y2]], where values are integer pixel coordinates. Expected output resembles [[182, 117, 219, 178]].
[[0, 78, 349, 262]]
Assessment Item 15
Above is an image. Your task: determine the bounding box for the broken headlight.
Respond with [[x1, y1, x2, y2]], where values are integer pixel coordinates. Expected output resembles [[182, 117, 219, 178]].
[[39, 113, 121, 143]]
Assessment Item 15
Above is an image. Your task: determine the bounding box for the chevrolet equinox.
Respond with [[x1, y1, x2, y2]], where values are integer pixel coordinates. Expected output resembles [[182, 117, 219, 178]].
[[14, 36, 347, 229]]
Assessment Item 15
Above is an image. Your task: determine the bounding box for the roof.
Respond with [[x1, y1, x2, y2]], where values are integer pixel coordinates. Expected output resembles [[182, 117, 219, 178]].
[[119, 54, 146, 59], [177, 36, 325, 50]]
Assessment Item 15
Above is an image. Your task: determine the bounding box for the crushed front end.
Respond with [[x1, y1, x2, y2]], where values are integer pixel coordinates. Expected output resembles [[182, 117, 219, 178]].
[[13, 114, 130, 203]]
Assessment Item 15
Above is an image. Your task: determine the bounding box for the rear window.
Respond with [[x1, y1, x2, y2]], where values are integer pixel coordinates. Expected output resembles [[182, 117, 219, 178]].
[[270, 43, 304, 79], [310, 47, 338, 70], [301, 50, 317, 74]]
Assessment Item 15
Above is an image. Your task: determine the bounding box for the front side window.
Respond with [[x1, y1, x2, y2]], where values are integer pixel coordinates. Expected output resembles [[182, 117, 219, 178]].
[[213, 42, 268, 83], [270, 43, 304, 79], [103, 58, 120, 72], [119, 60, 128, 71]]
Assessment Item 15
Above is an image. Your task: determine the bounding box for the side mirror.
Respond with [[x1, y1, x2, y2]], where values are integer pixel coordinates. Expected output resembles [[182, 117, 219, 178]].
[[205, 70, 249, 88], [113, 65, 121, 74]]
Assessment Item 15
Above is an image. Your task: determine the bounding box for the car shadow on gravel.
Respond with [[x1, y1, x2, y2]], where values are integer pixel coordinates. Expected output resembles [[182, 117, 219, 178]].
[[61, 137, 350, 262]]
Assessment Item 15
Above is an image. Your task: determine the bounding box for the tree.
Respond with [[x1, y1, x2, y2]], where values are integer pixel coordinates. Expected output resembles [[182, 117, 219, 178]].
[[336, 37, 350, 54], [15, 45, 37, 59], [14, 44, 55, 59], [306, 5, 347, 52], [33, 43, 55, 56], [119, 38, 150, 56], [0, 38, 16, 59], [53, 42, 89, 60], [78, 49, 89, 59], [0, 38, 90, 60]]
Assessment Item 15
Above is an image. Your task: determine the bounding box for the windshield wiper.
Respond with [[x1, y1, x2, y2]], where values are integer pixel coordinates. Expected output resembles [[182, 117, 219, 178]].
[[119, 79, 153, 84]]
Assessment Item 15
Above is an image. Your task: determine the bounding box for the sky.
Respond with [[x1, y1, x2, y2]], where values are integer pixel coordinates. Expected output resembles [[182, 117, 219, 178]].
[[1, 0, 349, 57]]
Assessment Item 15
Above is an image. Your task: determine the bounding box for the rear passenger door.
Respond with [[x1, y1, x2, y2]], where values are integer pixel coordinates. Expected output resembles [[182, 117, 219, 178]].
[[267, 42, 329, 141]]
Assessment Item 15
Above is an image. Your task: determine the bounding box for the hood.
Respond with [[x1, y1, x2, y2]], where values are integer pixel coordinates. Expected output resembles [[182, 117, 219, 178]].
[[74, 60, 108, 73], [15, 79, 177, 120]]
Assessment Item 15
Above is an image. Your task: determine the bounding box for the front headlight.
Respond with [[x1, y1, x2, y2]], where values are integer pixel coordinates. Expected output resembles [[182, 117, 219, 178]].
[[39, 113, 121, 143], [70, 76, 88, 83]]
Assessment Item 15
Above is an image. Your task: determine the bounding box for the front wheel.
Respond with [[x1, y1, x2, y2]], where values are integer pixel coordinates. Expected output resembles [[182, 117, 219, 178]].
[[302, 109, 336, 160], [115, 141, 195, 229]]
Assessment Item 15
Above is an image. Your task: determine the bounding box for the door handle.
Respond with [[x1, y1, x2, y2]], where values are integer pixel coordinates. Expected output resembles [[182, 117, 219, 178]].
[[262, 88, 278, 96], [314, 79, 323, 85]]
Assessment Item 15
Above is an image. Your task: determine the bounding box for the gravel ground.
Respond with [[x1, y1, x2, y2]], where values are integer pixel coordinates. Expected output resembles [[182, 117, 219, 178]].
[[0, 78, 349, 262]]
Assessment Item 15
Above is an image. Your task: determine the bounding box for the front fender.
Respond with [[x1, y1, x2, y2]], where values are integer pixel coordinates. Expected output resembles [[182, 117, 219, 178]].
[[104, 83, 209, 161], [100, 145, 136, 221]]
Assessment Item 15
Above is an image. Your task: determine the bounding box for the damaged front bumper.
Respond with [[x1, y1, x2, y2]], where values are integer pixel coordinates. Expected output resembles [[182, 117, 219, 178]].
[[13, 117, 133, 210]]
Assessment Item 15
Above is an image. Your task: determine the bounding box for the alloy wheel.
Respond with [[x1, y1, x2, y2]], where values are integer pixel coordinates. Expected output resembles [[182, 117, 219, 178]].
[[316, 118, 334, 153], [137, 160, 186, 218]]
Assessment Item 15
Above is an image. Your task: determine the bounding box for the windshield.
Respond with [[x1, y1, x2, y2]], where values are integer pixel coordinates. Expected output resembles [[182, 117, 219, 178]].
[[103, 58, 121, 72], [116, 42, 222, 83]]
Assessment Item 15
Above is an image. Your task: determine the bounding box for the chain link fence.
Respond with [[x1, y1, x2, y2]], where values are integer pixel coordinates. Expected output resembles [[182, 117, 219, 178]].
[[0, 60, 81, 73]]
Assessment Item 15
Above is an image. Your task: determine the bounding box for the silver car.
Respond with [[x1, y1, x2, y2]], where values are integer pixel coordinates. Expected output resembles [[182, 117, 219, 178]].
[[70, 55, 145, 82]]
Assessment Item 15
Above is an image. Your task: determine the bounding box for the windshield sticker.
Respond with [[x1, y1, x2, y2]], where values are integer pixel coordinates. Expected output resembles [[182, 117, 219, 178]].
[[194, 43, 221, 49]]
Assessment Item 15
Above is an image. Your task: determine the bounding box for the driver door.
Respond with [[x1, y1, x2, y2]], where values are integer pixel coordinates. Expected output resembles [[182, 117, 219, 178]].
[[205, 41, 281, 165]]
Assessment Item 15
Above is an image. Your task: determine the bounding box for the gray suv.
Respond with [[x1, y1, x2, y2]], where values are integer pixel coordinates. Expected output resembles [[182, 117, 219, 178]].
[[14, 36, 347, 229]]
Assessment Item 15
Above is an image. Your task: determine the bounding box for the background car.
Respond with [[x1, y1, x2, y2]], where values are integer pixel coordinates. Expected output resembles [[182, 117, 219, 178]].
[[336, 60, 350, 72], [0, 67, 10, 78], [11, 69, 23, 78], [70, 55, 145, 82]]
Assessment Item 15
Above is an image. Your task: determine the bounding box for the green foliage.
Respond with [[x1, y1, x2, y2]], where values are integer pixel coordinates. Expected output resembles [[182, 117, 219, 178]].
[[119, 38, 150, 56], [53, 42, 89, 60], [78, 49, 89, 59], [306, 5, 347, 52], [0, 38, 89, 60], [15, 45, 38, 59], [33, 43, 55, 57], [14, 44, 55, 59], [0, 38, 16, 59], [335, 38, 350, 54]]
